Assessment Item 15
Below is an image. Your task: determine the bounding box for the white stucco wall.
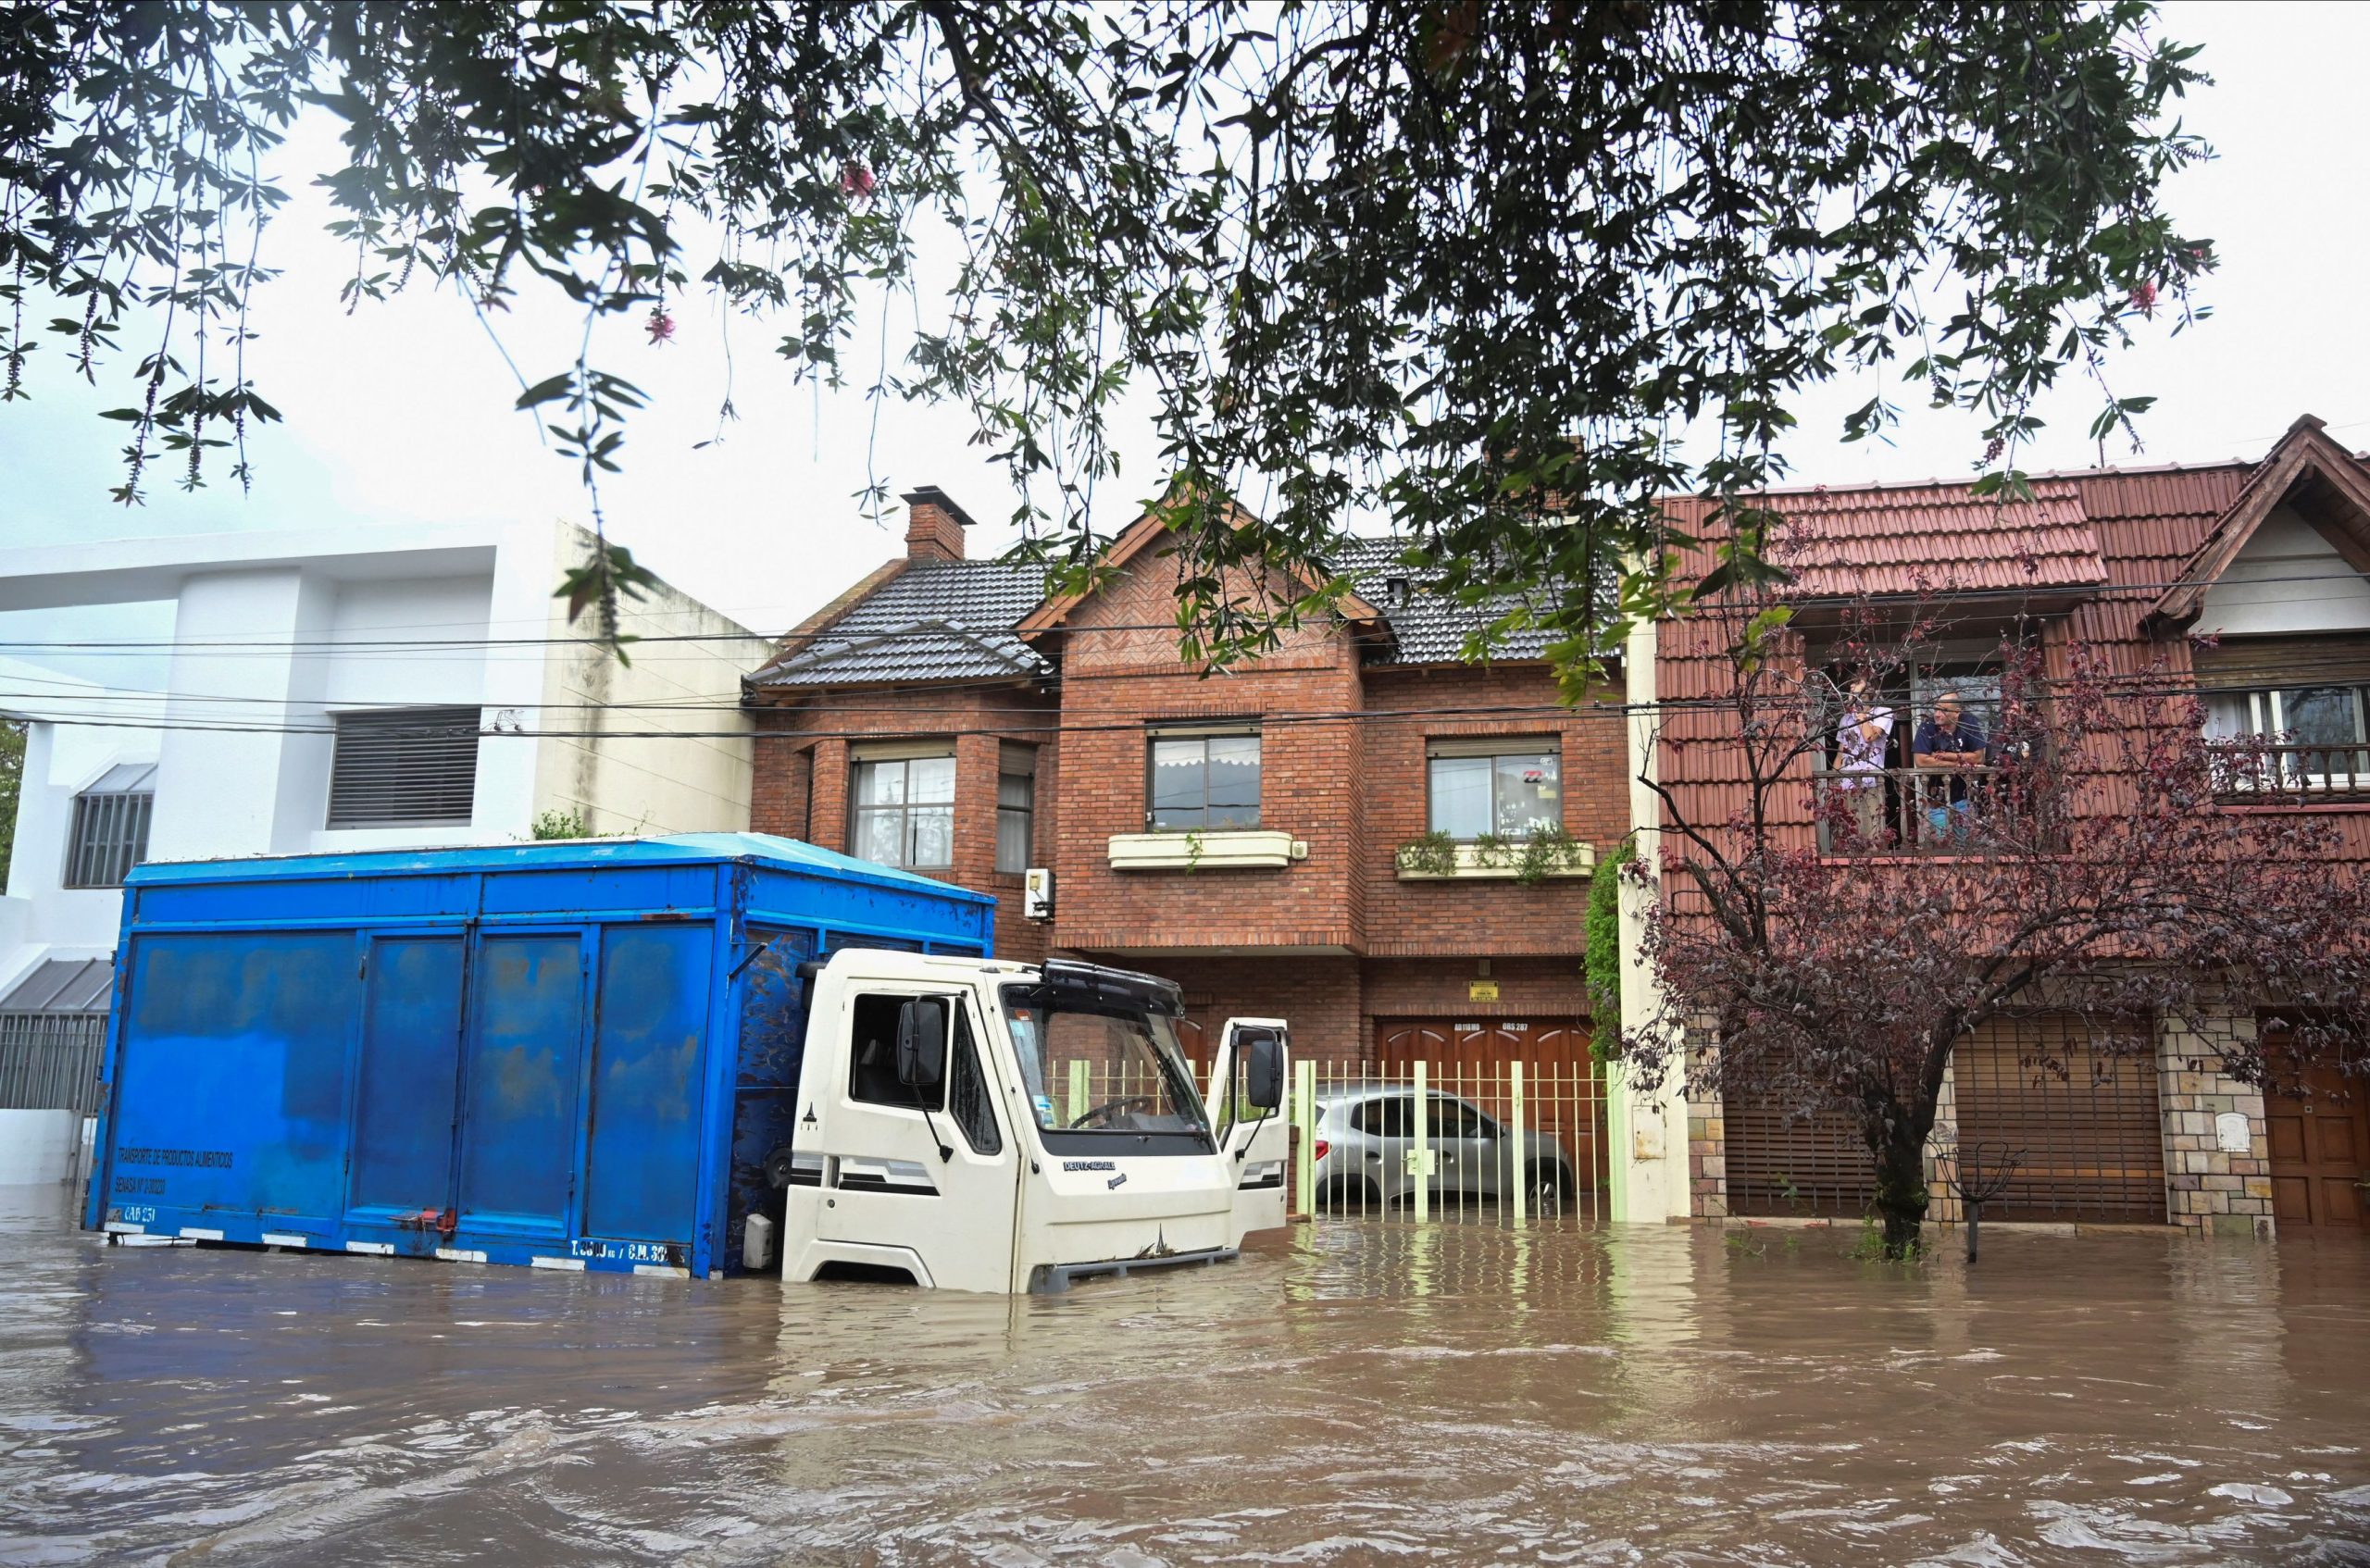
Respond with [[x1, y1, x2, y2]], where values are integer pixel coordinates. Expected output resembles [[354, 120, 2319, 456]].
[[2195, 507, 2370, 637], [0, 661, 159, 994], [529, 522, 767, 836], [0, 519, 762, 990]]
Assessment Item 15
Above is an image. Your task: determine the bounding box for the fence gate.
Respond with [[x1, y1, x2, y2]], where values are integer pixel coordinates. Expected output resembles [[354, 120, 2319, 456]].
[[1283, 1018, 1608, 1227]]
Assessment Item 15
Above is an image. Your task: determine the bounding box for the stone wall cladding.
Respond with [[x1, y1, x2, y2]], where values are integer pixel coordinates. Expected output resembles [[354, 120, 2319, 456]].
[[1686, 1031, 1728, 1219], [2157, 1012, 2276, 1238]]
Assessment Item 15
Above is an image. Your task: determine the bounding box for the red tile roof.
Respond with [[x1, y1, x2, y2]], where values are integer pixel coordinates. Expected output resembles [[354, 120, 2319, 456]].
[[1665, 481, 2107, 601]]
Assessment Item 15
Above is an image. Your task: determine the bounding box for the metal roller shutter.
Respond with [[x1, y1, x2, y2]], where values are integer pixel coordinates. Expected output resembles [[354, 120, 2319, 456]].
[[1953, 1014, 2165, 1223], [1722, 1066, 1877, 1219], [326, 707, 482, 828]]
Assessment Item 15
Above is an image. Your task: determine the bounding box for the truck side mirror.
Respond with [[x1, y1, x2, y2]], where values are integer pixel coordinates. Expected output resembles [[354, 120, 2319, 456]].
[[1241, 1032, 1284, 1114], [894, 997, 947, 1090]]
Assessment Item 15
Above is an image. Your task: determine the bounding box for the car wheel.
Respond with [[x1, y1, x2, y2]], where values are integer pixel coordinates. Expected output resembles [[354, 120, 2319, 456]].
[[1525, 1161, 1570, 1217]]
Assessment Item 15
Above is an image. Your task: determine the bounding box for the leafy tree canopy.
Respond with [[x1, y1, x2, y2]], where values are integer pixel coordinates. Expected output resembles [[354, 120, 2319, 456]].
[[0, 1, 2211, 666]]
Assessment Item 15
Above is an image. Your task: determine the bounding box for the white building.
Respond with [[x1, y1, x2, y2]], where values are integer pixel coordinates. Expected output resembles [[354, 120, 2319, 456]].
[[0, 518, 769, 1027]]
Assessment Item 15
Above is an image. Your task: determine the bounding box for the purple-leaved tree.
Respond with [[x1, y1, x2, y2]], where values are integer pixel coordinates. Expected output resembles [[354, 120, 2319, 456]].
[[1622, 605, 2370, 1256]]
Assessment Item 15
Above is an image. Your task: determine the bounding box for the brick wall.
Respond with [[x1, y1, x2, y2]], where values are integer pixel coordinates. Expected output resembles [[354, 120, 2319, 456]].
[[747, 685, 1058, 960], [1051, 558, 1369, 952], [1361, 665, 1628, 957]]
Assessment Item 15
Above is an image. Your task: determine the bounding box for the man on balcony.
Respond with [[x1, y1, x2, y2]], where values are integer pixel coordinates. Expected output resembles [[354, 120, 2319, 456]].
[[1912, 693, 1988, 845]]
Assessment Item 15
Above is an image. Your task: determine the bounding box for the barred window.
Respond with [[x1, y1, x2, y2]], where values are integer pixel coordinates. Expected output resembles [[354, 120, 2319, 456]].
[[64, 764, 156, 889], [327, 707, 481, 828]]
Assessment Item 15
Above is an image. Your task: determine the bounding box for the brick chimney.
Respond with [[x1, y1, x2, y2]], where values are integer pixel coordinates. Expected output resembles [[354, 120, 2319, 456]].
[[902, 486, 976, 563]]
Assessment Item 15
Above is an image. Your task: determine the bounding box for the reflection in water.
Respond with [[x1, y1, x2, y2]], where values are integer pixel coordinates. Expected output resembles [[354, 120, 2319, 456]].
[[2, 1181, 2366, 1564]]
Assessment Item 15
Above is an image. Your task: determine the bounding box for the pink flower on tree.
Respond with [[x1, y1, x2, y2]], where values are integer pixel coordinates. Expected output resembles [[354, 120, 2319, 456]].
[[840, 161, 876, 201], [645, 306, 676, 345], [2127, 280, 2159, 317]]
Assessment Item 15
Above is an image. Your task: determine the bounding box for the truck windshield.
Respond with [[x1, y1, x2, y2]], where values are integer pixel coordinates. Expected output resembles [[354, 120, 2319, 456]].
[[1000, 987, 1211, 1151]]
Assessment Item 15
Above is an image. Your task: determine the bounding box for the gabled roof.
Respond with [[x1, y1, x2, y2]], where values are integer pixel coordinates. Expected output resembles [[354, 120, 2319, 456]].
[[748, 559, 1052, 691], [1014, 498, 1388, 645], [2143, 415, 2370, 631]]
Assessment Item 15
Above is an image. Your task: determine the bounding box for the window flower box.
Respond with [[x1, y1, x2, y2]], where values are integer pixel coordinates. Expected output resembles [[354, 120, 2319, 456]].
[[1396, 837, 1593, 881], [1106, 830, 1306, 870]]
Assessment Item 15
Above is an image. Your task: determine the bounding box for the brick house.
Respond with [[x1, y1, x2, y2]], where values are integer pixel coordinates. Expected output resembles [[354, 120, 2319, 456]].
[[1623, 416, 2370, 1237], [743, 489, 1628, 1088]]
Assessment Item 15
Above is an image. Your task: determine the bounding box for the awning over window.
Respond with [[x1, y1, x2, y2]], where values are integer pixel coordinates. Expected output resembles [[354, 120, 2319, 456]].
[[0, 958, 114, 1016], [83, 763, 156, 795]]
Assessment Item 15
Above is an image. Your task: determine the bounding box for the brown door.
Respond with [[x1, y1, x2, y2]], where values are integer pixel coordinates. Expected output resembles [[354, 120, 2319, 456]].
[[2264, 1037, 2370, 1232], [1372, 1018, 1603, 1193]]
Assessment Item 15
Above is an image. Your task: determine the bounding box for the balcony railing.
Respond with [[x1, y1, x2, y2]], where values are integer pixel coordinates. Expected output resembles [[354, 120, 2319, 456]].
[[1811, 765, 2057, 855], [2207, 740, 2370, 803]]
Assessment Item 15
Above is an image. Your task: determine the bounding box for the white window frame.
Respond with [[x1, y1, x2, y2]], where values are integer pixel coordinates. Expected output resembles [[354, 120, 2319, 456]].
[[2206, 685, 2370, 792], [849, 753, 957, 870]]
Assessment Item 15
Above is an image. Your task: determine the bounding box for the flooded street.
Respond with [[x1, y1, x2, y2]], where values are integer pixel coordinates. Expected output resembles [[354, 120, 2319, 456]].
[[1, 1186, 2366, 1565]]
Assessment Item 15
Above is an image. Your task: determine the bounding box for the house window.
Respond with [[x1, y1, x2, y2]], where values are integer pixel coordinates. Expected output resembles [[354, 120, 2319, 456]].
[[63, 764, 156, 889], [1426, 742, 1561, 839], [1147, 731, 1261, 831], [327, 707, 481, 828], [2206, 685, 2370, 790], [995, 745, 1036, 874], [850, 753, 955, 869]]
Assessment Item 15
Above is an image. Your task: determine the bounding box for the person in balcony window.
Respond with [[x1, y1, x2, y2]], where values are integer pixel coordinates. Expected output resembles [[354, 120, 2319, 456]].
[[1831, 668, 1895, 844], [1912, 693, 1988, 844]]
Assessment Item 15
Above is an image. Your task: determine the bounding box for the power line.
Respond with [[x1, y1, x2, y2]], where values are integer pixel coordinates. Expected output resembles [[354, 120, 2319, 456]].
[[0, 565, 2362, 658]]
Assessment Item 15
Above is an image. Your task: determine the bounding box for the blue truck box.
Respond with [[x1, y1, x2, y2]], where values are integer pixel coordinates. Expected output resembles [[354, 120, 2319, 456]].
[[84, 833, 993, 1277]]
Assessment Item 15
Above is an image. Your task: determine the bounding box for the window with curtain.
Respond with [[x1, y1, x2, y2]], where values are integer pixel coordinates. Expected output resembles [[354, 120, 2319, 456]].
[[1426, 744, 1560, 839], [850, 754, 955, 869], [995, 745, 1036, 873], [1147, 732, 1261, 830]]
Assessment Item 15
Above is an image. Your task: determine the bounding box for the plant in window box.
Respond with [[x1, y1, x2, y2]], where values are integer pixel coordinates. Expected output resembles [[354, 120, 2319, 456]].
[[1469, 831, 1512, 870], [1395, 830, 1457, 877], [1515, 824, 1585, 885]]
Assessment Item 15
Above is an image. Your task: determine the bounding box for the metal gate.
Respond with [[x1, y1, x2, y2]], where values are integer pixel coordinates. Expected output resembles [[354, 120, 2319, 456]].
[[1723, 1067, 1877, 1220], [0, 958, 113, 1114], [1287, 1019, 1609, 1226]]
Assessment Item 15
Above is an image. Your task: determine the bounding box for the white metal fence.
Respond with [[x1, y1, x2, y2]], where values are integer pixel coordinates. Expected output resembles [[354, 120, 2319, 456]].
[[0, 1013, 107, 1114], [1286, 1056, 1611, 1226]]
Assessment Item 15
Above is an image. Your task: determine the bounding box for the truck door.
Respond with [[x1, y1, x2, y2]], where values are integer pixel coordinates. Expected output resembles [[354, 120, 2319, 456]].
[[1209, 1018, 1291, 1240], [810, 985, 1020, 1292]]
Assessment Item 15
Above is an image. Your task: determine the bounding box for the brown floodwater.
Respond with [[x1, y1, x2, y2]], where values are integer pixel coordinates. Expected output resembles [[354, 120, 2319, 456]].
[[1, 1183, 2366, 1566]]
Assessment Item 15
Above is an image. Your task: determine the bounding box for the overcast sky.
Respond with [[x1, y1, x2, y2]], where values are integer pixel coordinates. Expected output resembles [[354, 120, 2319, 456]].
[[4, 0, 2364, 680]]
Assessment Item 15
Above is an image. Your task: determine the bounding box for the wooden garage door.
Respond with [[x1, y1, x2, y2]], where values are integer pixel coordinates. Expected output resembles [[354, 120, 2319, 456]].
[[2263, 1025, 2370, 1232], [1374, 1018, 1605, 1190], [1954, 1014, 2165, 1224]]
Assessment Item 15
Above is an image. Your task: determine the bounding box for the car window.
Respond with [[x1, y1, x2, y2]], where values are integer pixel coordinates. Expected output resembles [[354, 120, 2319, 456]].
[[1352, 1096, 1414, 1138], [1430, 1096, 1485, 1138]]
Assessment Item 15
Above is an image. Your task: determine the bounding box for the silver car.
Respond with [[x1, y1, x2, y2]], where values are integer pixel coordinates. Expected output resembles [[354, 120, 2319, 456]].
[[1310, 1085, 1580, 1213]]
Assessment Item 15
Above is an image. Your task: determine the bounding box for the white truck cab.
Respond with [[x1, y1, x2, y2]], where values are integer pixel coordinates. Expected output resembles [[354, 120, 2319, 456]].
[[770, 951, 1291, 1293]]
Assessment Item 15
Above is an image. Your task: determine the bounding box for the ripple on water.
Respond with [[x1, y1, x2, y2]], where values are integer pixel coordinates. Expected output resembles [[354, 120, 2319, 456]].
[[0, 1212, 2365, 1564]]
